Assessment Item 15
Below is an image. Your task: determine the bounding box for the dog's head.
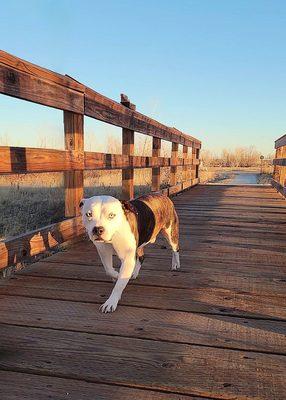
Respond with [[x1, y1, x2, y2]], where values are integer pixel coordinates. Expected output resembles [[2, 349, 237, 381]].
[[79, 195, 135, 243]]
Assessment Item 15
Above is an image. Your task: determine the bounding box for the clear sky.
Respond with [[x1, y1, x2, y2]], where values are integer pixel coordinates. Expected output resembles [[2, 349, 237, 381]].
[[0, 0, 285, 155]]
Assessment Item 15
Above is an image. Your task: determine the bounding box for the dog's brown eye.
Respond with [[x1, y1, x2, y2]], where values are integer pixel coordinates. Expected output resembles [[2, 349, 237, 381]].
[[108, 213, 116, 219], [86, 211, 92, 218]]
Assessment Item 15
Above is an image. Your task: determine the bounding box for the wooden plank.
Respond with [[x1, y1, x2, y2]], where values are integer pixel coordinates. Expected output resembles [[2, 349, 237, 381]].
[[121, 94, 135, 200], [122, 130, 134, 200], [182, 145, 188, 182], [84, 153, 186, 170], [0, 217, 83, 271], [0, 50, 83, 92], [41, 233, 286, 268], [19, 259, 286, 295], [0, 148, 195, 173], [64, 111, 84, 217], [0, 371, 199, 400], [151, 137, 161, 191], [272, 179, 286, 198], [273, 158, 286, 166], [0, 146, 83, 173], [0, 324, 285, 399], [0, 51, 201, 148], [85, 87, 201, 148], [0, 64, 83, 113], [275, 134, 286, 149], [168, 182, 182, 195], [2, 275, 286, 320], [1, 295, 286, 355], [170, 142, 178, 186]]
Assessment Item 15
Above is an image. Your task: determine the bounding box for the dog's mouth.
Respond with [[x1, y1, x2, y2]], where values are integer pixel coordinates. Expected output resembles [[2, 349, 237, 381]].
[[92, 235, 104, 242], [92, 235, 112, 243]]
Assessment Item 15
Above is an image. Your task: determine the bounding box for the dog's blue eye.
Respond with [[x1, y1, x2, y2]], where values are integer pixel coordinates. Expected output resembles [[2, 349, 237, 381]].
[[108, 213, 115, 219], [86, 211, 92, 218]]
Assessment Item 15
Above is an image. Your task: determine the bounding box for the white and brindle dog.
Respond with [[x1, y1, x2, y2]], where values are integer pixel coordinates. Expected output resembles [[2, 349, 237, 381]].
[[80, 193, 180, 313]]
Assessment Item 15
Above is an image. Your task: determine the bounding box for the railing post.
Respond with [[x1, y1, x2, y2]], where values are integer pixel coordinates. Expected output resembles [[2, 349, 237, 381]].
[[170, 142, 178, 186], [196, 148, 200, 179], [64, 111, 84, 217], [121, 94, 135, 200], [152, 137, 161, 191], [182, 145, 188, 183]]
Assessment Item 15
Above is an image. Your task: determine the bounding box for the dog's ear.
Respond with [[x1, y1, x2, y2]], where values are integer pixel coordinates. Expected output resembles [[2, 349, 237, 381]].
[[79, 199, 86, 213], [120, 200, 137, 214]]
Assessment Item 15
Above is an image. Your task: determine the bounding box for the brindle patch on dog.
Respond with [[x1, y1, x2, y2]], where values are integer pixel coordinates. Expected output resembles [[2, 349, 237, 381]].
[[121, 193, 179, 252]]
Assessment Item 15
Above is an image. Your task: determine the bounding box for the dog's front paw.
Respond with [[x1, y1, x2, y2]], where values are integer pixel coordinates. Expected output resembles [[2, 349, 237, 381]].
[[99, 296, 119, 313], [171, 252, 180, 271]]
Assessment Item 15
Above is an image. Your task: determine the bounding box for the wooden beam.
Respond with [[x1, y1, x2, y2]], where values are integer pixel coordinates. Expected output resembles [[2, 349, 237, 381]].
[[0, 51, 201, 148], [121, 94, 135, 200], [271, 179, 286, 198], [273, 158, 286, 166], [0, 148, 193, 174], [151, 137, 161, 191], [64, 112, 84, 217], [0, 146, 83, 173], [0, 64, 83, 113], [0, 50, 83, 92], [0, 217, 84, 271], [170, 143, 179, 186], [275, 134, 286, 149], [182, 145, 188, 182], [121, 129, 134, 200], [85, 87, 200, 148]]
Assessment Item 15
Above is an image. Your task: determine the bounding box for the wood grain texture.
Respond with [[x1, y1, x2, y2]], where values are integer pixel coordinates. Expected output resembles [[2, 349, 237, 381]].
[[275, 133, 286, 149], [0, 371, 201, 400], [2, 274, 286, 320], [0, 217, 83, 271], [19, 259, 286, 296], [0, 146, 83, 173], [1, 179, 286, 399], [0, 64, 83, 113], [64, 111, 84, 217], [0, 324, 285, 399], [170, 142, 178, 186], [85, 87, 200, 148], [0, 147, 181, 174], [0, 50, 83, 92], [1, 295, 286, 355], [151, 137, 161, 191], [0, 51, 200, 149]]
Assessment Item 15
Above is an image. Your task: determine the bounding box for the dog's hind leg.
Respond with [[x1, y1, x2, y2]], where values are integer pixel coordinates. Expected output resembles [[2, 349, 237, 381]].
[[161, 212, 180, 271], [95, 243, 119, 280], [132, 247, 145, 279]]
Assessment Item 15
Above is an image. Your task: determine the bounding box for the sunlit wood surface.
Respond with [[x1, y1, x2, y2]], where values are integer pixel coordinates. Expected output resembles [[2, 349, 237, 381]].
[[0, 184, 286, 399]]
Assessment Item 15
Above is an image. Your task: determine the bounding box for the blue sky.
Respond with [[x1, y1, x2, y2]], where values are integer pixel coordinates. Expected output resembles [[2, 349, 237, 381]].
[[0, 0, 285, 155]]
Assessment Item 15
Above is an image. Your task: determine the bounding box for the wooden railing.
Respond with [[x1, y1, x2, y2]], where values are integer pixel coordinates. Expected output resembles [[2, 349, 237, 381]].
[[0, 51, 201, 273], [272, 134, 286, 198]]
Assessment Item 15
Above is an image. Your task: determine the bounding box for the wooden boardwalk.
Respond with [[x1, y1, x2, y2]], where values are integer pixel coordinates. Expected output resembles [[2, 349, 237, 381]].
[[0, 184, 286, 400]]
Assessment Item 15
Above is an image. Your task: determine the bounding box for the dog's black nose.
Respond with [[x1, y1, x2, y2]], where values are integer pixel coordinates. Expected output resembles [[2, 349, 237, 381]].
[[92, 226, 105, 236]]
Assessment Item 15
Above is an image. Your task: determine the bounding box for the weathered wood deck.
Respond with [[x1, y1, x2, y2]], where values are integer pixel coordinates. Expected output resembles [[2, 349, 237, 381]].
[[0, 184, 286, 400]]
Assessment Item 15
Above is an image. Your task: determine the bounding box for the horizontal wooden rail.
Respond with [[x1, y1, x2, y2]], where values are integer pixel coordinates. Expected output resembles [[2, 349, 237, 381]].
[[273, 158, 286, 167], [0, 216, 84, 272], [0, 51, 200, 148], [0, 147, 83, 173], [275, 134, 286, 149], [0, 146, 198, 173], [272, 134, 286, 198]]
